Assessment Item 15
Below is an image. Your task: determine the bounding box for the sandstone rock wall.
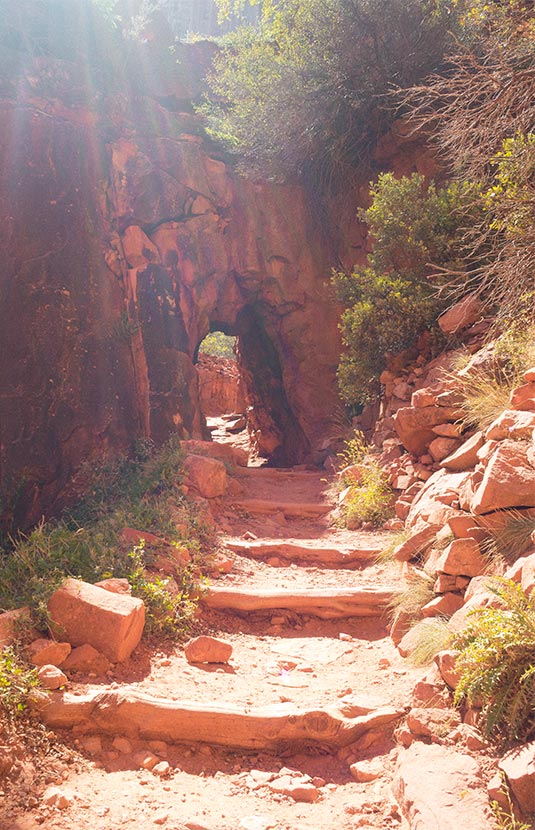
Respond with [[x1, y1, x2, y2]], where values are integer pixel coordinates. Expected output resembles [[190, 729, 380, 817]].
[[197, 355, 245, 418], [0, 35, 342, 526], [0, 4, 436, 527]]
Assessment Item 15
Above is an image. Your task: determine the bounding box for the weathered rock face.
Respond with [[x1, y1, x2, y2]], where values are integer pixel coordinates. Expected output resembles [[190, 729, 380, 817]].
[[197, 354, 245, 418], [0, 31, 342, 526]]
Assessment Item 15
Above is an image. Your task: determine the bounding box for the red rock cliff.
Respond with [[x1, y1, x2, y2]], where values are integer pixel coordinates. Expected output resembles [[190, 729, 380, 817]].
[[0, 25, 343, 527]]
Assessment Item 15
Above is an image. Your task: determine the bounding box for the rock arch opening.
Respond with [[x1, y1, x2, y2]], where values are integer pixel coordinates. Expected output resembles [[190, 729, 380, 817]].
[[195, 328, 247, 445], [192, 309, 311, 467]]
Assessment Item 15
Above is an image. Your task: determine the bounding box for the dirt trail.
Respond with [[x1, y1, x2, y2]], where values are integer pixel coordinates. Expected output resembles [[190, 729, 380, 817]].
[[6, 445, 425, 830]]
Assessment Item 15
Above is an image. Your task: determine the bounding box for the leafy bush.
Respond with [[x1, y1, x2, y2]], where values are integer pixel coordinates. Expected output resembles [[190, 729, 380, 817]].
[[334, 174, 480, 405], [341, 467, 394, 528], [338, 432, 394, 527], [0, 648, 38, 719], [404, 4, 535, 322], [453, 579, 535, 744], [203, 0, 455, 193], [198, 331, 237, 359], [0, 438, 212, 639]]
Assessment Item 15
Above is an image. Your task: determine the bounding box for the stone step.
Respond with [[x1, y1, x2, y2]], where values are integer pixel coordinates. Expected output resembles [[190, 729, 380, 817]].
[[238, 467, 319, 479], [227, 499, 331, 518], [227, 540, 380, 568], [202, 585, 397, 618], [37, 690, 404, 752]]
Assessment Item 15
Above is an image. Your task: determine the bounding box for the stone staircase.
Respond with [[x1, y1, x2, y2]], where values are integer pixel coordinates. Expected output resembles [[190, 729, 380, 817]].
[[32, 463, 496, 830]]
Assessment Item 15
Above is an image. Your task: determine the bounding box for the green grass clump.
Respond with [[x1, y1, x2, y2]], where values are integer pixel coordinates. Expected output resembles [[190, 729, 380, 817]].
[[376, 529, 410, 565], [338, 432, 394, 529], [452, 368, 515, 431], [451, 323, 535, 431], [480, 510, 535, 569], [454, 579, 535, 744], [0, 437, 213, 639], [405, 617, 454, 666], [387, 571, 435, 628]]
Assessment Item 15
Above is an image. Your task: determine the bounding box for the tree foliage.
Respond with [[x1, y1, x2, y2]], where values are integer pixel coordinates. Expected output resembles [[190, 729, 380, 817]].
[[406, 0, 535, 320], [202, 0, 456, 192], [334, 173, 480, 405]]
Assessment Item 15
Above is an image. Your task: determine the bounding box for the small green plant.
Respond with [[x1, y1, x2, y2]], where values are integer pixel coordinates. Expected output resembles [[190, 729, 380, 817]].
[[338, 432, 394, 528], [491, 772, 532, 830], [0, 648, 39, 719], [126, 545, 198, 637], [405, 617, 454, 666], [454, 579, 535, 744]]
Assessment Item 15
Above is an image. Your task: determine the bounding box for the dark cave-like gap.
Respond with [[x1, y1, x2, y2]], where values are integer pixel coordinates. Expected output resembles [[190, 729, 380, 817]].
[[192, 308, 310, 466]]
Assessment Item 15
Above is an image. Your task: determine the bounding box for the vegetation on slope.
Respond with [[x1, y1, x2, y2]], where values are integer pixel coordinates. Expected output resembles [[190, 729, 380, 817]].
[[203, 0, 455, 193], [0, 439, 213, 638], [333, 173, 481, 404], [204, 0, 535, 407], [454, 579, 535, 745], [407, 0, 535, 322]]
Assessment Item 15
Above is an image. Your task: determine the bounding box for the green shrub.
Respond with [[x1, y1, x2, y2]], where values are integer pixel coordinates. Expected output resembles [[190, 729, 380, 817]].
[[0, 438, 212, 640], [334, 174, 481, 405], [203, 1, 455, 193], [341, 467, 394, 528], [198, 331, 237, 360], [338, 431, 394, 527], [0, 648, 39, 719], [453, 579, 535, 744], [404, 4, 535, 322]]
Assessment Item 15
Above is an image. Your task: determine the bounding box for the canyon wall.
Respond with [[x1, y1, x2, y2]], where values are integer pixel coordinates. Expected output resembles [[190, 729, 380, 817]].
[[0, 2, 435, 529], [0, 27, 343, 527]]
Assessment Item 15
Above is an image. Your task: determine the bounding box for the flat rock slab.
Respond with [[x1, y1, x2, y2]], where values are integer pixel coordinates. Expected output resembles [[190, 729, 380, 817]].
[[227, 540, 379, 568], [202, 586, 397, 618], [37, 690, 403, 751], [228, 500, 331, 518], [393, 743, 494, 830]]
